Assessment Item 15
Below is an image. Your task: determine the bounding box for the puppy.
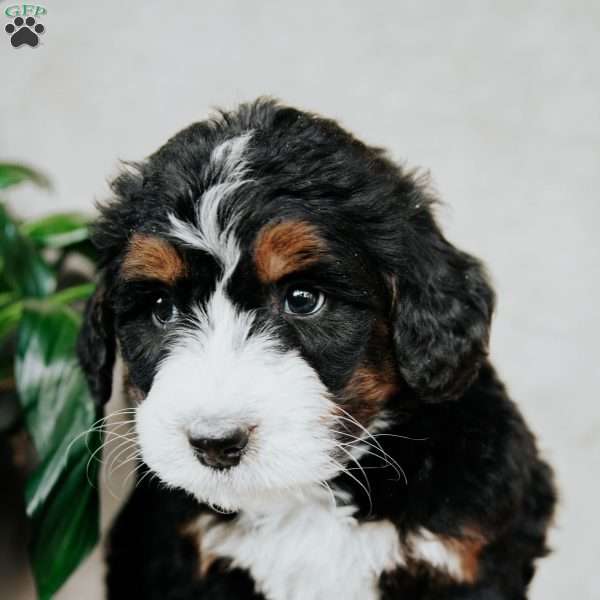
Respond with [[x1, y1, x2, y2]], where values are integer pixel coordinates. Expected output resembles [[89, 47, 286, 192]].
[[78, 98, 556, 600]]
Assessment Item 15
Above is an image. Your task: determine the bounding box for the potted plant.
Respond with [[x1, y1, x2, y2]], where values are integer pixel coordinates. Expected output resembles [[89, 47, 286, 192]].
[[0, 163, 102, 600]]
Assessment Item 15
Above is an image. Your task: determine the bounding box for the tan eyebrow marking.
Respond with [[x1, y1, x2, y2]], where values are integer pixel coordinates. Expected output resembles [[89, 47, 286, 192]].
[[253, 220, 326, 284], [122, 234, 186, 284]]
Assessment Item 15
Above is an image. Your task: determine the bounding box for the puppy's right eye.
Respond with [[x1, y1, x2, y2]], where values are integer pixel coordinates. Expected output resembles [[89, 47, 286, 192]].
[[152, 296, 177, 327]]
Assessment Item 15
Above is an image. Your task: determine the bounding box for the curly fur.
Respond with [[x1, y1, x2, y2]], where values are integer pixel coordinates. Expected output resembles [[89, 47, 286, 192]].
[[78, 98, 556, 600]]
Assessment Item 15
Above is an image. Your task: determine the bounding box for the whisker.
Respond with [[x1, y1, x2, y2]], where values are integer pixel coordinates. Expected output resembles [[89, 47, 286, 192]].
[[335, 433, 408, 485], [135, 466, 154, 488], [318, 480, 338, 511], [83, 426, 137, 491], [336, 443, 371, 494], [105, 437, 138, 482], [329, 449, 373, 516], [370, 432, 429, 442], [332, 413, 409, 485], [66, 406, 137, 462], [122, 456, 146, 488], [114, 450, 143, 472]]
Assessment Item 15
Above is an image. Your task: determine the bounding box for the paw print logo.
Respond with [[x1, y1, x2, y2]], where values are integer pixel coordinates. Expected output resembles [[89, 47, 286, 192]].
[[5, 16, 45, 48]]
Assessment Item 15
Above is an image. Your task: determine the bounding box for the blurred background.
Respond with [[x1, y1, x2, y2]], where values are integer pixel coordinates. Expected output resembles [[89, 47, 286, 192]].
[[1, 1, 598, 598]]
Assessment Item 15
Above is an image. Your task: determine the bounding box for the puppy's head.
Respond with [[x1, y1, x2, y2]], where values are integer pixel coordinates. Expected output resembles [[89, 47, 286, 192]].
[[78, 99, 494, 510]]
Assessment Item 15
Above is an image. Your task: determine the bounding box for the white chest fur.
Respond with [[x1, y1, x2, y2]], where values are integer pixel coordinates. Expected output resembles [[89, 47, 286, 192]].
[[197, 489, 406, 600]]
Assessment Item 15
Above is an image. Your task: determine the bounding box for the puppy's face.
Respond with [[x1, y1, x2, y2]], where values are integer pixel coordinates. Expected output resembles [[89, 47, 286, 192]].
[[79, 101, 494, 510]]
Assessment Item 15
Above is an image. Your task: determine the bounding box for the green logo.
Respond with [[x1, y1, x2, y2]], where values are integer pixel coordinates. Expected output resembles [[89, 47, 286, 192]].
[[4, 4, 47, 17]]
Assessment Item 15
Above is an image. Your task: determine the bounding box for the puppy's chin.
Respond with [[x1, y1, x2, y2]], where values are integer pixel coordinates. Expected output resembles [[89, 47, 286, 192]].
[[138, 455, 341, 514], [173, 475, 337, 514]]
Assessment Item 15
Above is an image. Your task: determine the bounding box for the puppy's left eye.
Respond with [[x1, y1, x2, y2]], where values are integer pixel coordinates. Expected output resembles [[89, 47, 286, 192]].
[[152, 296, 177, 327], [283, 287, 325, 316]]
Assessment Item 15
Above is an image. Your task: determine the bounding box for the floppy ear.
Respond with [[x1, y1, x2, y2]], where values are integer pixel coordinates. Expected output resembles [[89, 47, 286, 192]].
[[392, 221, 495, 403], [77, 277, 116, 405]]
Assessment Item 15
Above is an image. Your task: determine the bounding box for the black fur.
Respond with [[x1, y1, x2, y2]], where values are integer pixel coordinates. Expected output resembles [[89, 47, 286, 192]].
[[77, 281, 115, 405], [78, 98, 555, 599]]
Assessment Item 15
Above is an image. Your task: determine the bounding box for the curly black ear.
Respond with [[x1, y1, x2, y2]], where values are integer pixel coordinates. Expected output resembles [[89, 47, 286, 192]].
[[77, 278, 116, 405], [392, 219, 495, 403]]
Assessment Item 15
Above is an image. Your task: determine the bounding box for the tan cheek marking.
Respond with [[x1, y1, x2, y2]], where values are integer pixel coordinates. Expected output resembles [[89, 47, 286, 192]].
[[340, 366, 398, 426], [346, 366, 397, 405], [122, 234, 186, 284], [254, 221, 326, 284], [340, 320, 399, 425]]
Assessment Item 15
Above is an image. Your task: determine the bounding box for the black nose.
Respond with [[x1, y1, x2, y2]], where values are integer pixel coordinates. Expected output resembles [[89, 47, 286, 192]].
[[189, 428, 249, 469]]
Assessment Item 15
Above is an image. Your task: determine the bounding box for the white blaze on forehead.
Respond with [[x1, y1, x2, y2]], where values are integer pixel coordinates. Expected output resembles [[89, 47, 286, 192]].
[[168, 132, 253, 274]]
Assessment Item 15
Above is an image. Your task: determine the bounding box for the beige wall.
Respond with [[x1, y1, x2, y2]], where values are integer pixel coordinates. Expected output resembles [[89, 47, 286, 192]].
[[1, 1, 598, 598]]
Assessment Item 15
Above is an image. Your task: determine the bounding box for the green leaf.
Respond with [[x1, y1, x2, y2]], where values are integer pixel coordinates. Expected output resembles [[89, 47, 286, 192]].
[[0, 203, 56, 298], [16, 302, 101, 600], [0, 298, 23, 341], [0, 163, 50, 190], [49, 283, 95, 306], [0, 290, 18, 307], [0, 283, 94, 344], [21, 213, 91, 249]]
